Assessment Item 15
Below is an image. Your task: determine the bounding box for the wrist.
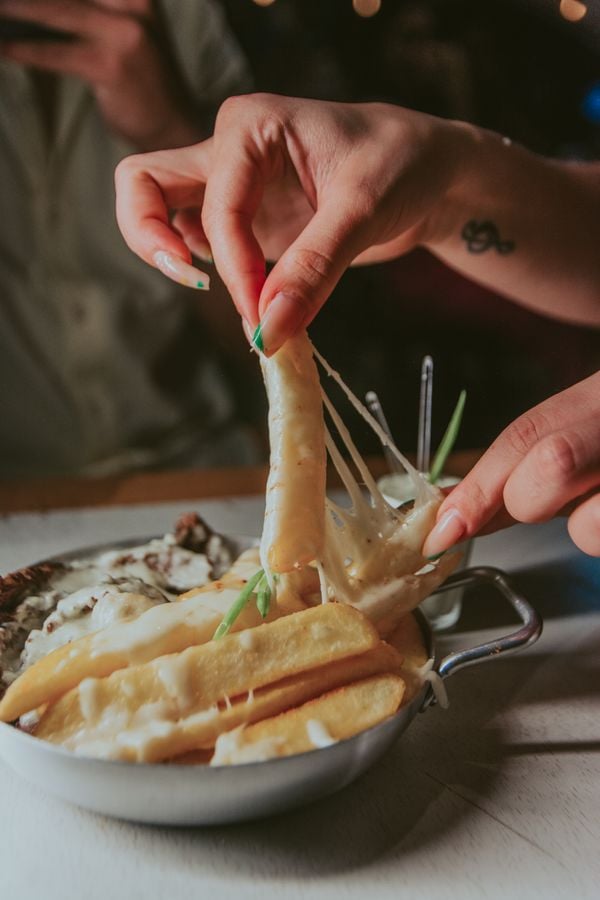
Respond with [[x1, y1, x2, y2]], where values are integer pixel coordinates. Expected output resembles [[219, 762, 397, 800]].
[[419, 119, 488, 250]]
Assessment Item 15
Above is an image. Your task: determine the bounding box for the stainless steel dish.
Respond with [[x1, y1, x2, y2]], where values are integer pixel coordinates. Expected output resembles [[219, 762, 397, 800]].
[[0, 538, 542, 826]]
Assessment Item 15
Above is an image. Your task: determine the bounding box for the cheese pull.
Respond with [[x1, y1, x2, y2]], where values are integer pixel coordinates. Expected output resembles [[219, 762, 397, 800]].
[[260, 331, 326, 573], [34, 604, 381, 760]]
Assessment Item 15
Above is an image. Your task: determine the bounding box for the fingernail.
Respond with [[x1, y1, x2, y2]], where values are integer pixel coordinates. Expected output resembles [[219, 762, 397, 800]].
[[153, 250, 210, 290], [252, 322, 264, 353], [422, 508, 466, 558], [426, 551, 446, 562], [255, 292, 305, 355], [242, 318, 255, 347], [188, 239, 213, 265]]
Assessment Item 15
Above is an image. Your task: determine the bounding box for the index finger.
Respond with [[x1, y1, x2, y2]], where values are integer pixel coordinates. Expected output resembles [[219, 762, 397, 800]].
[[115, 143, 211, 267], [422, 375, 598, 555], [201, 148, 267, 327], [201, 103, 272, 327]]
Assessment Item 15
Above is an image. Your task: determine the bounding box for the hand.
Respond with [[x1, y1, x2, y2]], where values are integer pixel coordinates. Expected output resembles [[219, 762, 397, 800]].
[[115, 93, 474, 350], [422, 371, 600, 558], [0, 0, 202, 149]]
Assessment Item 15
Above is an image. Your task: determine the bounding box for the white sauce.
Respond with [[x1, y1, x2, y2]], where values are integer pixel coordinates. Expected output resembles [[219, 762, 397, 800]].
[[155, 654, 194, 710], [238, 630, 256, 650], [417, 659, 449, 709], [95, 542, 212, 594], [1, 530, 227, 687], [306, 718, 336, 749], [210, 725, 285, 766], [21, 587, 162, 670], [78, 678, 101, 723]]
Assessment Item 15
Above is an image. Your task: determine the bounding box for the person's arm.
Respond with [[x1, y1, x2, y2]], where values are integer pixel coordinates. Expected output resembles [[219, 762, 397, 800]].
[[115, 95, 600, 349], [423, 129, 600, 328], [114, 94, 600, 556]]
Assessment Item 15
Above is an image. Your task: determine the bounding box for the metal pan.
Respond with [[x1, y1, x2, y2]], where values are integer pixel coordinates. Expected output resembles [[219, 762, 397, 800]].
[[0, 538, 542, 826]]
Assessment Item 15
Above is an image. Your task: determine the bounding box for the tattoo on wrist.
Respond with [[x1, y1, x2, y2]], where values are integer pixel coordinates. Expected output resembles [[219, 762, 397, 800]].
[[461, 220, 515, 254]]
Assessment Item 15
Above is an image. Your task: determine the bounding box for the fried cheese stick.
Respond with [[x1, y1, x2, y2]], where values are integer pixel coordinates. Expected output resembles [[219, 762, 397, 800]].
[[260, 331, 326, 574]]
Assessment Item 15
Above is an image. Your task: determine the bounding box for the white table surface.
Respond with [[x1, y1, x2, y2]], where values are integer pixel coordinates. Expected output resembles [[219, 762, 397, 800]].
[[1, 496, 599, 900]]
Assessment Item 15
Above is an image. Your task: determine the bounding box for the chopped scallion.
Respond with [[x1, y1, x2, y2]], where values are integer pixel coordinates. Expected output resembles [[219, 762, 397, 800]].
[[428, 390, 467, 485], [213, 568, 265, 640], [256, 583, 271, 618]]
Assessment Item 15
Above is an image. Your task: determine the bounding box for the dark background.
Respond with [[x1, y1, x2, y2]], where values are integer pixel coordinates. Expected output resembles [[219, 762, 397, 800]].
[[218, 0, 599, 456]]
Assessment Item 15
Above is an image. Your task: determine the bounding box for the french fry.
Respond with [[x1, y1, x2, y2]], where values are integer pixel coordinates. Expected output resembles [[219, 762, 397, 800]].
[[40, 640, 402, 763], [0, 557, 279, 723], [387, 612, 429, 671], [260, 331, 326, 573], [35, 604, 380, 756], [387, 612, 430, 705], [168, 748, 213, 765], [190, 639, 403, 750], [211, 673, 405, 765]]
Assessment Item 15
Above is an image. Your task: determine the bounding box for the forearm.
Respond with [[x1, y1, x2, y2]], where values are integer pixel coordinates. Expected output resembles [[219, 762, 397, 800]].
[[425, 126, 600, 327]]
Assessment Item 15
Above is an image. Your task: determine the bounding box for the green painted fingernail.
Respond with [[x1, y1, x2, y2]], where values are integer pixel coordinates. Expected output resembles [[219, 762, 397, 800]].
[[196, 281, 205, 289], [252, 322, 264, 353], [426, 551, 446, 562]]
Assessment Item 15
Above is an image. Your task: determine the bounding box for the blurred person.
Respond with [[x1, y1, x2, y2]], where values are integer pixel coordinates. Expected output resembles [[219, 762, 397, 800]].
[[0, 0, 256, 478], [115, 94, 600, 556]]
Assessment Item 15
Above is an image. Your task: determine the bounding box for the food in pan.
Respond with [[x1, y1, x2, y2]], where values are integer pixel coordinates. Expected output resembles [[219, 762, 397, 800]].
[[0, 333, 456, 763]]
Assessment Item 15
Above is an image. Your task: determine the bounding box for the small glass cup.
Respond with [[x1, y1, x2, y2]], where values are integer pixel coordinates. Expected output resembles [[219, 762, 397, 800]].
[[377, 472, 473, 631]]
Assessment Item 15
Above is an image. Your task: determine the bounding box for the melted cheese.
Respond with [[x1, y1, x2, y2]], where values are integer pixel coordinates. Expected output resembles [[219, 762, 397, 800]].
[[22, 587, 162, 669], [417, 659, 449, 708], [78, 678, 101, 723], [155, 655, 194, 708], [210, 725, 285, 766], [306, 718, 336, 749], [316, 361, 445, 626]]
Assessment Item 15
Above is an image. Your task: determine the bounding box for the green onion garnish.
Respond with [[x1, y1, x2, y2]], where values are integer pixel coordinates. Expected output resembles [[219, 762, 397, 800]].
[[428, 390, 467, 485], [213, 568, 265, 640], [256, 581, 271, 619]]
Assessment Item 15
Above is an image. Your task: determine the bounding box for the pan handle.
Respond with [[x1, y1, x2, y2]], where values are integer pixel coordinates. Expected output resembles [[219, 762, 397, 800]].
[[432, 566, 542, 681]]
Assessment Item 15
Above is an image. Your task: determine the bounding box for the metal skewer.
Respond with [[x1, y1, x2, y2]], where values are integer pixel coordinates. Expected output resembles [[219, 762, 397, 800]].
[[365, 390, 403, 474], [417, 355, 434, 474]]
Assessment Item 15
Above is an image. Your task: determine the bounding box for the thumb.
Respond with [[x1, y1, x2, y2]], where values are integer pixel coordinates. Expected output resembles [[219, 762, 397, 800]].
[[253, 201, 373, 355]]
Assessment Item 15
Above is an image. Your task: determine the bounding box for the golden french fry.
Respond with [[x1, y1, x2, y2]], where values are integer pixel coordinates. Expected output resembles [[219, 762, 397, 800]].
[[260, 331, 326, 573], [187, 639, 403, 751], [167, 748, 213, 766], [0, 565, 278, 723], [387, 611, 430, 705], [387, 612, 429, 671], [35, 604, 380, 757], [211, 673, 405, 765], [40, 640, 401, 763]]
